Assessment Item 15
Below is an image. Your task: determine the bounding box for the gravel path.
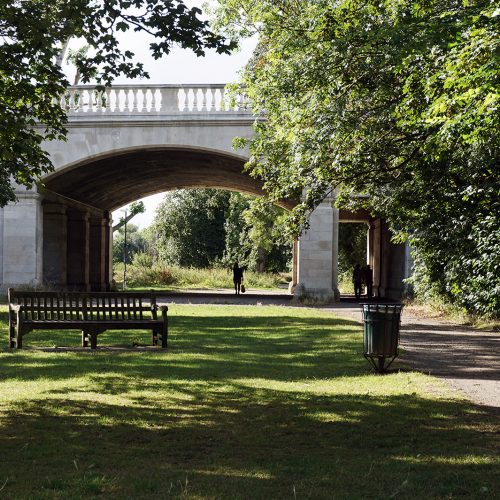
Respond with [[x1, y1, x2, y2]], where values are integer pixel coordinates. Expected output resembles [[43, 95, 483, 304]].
[[165, 291, 499, 411], [325, 303, 500, 412]]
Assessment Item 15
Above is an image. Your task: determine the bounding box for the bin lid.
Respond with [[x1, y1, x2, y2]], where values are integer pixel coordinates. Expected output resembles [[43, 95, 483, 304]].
[[360, 303, 403, 314]]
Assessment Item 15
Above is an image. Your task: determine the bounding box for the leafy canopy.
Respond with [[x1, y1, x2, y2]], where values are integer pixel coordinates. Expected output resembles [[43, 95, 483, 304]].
[[213, 0, 499, 315], [0, 0, 234, 205]]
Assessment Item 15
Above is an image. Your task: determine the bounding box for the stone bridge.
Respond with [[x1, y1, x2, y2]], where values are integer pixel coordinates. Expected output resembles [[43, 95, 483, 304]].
[[0, 84, 409, 297]]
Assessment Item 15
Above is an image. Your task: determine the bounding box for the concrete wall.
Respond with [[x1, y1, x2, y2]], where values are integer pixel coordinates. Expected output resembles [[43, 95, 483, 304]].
[[0, 191, 43, 289], [296, 198, 340, 299]]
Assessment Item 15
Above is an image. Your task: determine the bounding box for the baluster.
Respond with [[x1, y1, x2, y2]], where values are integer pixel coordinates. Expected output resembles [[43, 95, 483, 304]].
[[102, 88, 111, 112], [89, 89, 95, 112], [194, 88, 203, 111], [115, 88, 125, 112], [143, 88, 151, 112], [68, 90, 75, 112], [131, 88, 139, 112], [121, 89, 130, 112], [150, 88, 158, 111], [200, 88, 208, 111], [221, 87, 231, 112], [109, 88, 117, 112], [142, 88, 149, 112], [80, 90, 88, 112], [73, 89, 82, 112], [60, 94, 67, 111], [95, 90, 103, 112], [206, 88, 214, 112], [213, 88, 222, 112], [178, 89, 187, 111], [138, 88, 145, 112], [185, 88, 194, 111]]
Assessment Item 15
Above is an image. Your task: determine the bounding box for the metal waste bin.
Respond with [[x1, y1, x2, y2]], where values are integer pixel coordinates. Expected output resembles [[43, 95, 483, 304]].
[[360, 303, 403, 373]]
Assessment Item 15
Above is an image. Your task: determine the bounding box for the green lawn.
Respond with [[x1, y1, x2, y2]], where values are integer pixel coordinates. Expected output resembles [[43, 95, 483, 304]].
[[0, 304, 497, 499]]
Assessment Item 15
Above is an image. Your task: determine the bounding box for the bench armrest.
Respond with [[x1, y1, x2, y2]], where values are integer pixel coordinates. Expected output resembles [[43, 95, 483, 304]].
[[159, 305, 168, 317], [9, 304, 22, 313]]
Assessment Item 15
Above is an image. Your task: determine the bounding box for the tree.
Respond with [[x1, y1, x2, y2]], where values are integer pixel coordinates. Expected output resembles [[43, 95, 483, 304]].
[[0, 0, 234, 206], [113, 224, 147, 264], [338, 224, 367, 276], [154, 189, 230, 267], [214, 0, 499, 315], [112, 201, 145, 232], [152, 188, 292, 272]]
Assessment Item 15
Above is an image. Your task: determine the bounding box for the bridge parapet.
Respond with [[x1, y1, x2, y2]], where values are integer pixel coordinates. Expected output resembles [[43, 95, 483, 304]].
[[61, 84, 251, 116]]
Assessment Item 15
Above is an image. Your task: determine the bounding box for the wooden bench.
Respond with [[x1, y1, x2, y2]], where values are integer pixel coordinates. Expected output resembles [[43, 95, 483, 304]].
[[8, 289, 168, 349]]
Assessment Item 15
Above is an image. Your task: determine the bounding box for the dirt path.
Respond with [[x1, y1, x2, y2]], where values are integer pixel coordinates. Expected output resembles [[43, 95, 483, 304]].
[[327, 304, 500, 412]]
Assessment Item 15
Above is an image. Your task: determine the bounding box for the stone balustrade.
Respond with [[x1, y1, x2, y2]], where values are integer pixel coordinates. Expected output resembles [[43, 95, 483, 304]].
[[61, 84, 250, 115]]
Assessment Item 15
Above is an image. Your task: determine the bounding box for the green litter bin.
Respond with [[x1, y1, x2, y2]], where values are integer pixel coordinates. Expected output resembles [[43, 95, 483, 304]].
[[360, 303, 403, 373]]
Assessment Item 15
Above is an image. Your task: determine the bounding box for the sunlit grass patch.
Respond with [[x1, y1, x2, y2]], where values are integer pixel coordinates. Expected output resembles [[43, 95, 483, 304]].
[[0, 304, 498, 498]]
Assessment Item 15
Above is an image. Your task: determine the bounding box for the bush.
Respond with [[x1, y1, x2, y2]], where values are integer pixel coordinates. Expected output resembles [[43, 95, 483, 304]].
[[113, 264, 285, 290], [132, 252, 154, 268]]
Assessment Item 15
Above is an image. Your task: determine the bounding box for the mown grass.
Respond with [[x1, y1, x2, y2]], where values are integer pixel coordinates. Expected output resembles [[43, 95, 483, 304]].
[[0, 304, 498, 499], [114, 263, 288, 290]]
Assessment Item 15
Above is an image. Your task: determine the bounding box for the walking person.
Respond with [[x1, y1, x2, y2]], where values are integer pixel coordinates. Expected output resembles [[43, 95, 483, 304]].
[[232, 262, 244, 295], [352, 264, 362, 299], [363, 264, 373, 298]]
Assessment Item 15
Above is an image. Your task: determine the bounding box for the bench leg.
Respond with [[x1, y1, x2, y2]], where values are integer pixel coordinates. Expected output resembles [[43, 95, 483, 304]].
[[152, 330, 158, 347], [90, 333, 98, 349], [16, 330, 23, 349], [82, 331, 89, 348], [9, 324, 16, 349], [161, 322, 168, 349]]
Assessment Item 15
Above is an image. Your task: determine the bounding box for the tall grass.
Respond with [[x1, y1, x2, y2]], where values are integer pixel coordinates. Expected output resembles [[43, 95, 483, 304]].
[[114, 263, 287, 290]]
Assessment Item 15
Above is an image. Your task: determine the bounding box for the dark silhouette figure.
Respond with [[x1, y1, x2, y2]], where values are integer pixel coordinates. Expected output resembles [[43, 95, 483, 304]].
[[362, 265, 373, 298], [232, 262, 244, 295], [352, 264, 362, 299]]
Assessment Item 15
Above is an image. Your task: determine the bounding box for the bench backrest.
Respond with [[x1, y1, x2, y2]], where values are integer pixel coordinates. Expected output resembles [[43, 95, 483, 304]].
[[8, 289, 159, 322]]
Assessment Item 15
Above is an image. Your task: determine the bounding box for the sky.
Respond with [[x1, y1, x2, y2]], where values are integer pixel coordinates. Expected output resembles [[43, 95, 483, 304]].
[[65, 1, 257, 229]]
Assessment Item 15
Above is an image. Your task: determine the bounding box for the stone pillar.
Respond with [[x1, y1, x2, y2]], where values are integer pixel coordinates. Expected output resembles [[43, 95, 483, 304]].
[[104, 212, 113, 291], [367, 222, 373, 266], [371, 219, 383, 297], [332, 207, 339, 297], [384, 232, 407, 300], [0, 191, 43, 287], [369, 219, 406, 300], [289, 239, 299, 294], [89, 215, 107, 291], [296, 198, 340, 299], [43, 202, 67, 286], [66, 209, 90, 290]]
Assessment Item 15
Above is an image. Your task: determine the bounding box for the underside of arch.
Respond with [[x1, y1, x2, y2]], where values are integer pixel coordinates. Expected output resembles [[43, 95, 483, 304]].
[[43, 148, 296, 211]]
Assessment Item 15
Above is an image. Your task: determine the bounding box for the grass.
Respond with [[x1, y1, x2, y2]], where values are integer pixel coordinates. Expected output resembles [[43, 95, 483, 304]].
[[0, 304, 498, 499], [114, 263, 289, 290]]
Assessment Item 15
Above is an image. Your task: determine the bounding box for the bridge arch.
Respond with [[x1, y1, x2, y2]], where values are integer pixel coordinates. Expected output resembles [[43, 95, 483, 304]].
[[40, 139, 296, 291], [43, 145, 295, 212]]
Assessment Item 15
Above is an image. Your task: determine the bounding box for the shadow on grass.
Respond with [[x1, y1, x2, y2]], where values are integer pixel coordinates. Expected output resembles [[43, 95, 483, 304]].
[[0, 314, 364, 382], [0, 390, 497, 498], [1, 308, 498, 498]]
